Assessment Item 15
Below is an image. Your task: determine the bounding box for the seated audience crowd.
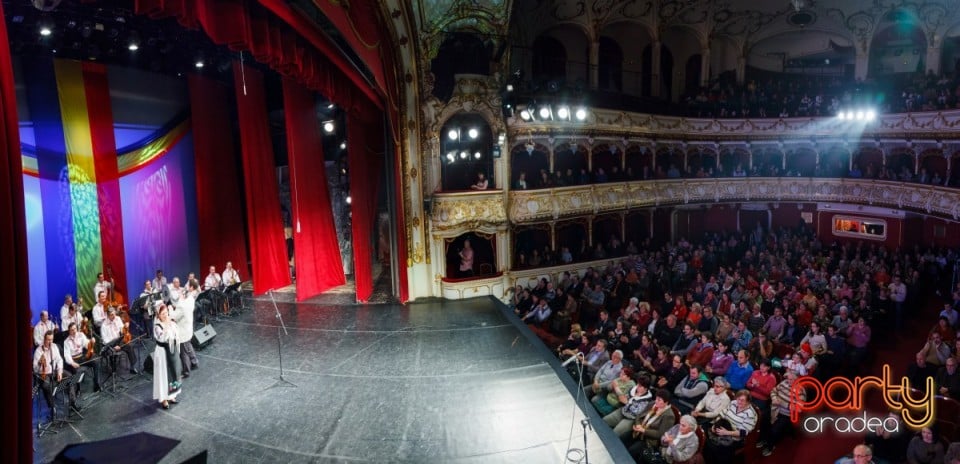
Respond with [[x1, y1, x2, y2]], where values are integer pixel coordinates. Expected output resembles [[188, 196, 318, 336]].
[[509, 222, 960, 463]]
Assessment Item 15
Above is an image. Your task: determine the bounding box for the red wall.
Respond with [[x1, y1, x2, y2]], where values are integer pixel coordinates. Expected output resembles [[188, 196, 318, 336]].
[[771, 203, 808, 230], [918, 217, 960, 248], [703, 205, 738, 234]]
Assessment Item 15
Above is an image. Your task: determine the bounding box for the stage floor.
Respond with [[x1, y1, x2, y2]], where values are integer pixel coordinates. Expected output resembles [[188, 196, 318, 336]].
[[33, 295, 628, 463]]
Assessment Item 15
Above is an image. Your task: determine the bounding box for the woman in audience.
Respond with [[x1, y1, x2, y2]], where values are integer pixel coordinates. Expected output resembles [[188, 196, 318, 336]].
[[715, 313, 736, 345], [692, 376, 731, 425], [705, 389, 758, 464], [906, 426, 945, 464], [644, 414, 700, 464], [705, 339, 734, 376], [626, 389, 677, 458]]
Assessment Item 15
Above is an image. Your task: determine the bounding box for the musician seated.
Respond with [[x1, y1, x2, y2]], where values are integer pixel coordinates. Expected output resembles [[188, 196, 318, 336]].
[[64, 322, 100, 394], [222, 261, 241, 287], [91, 291, 108, 329], [59, 295, 75, 329], [33, 330, 76, 417], [33, 310, 57, 347], [61, 302, 82, 333], [93, 272, 111, 304], [168, 277, 186, 307], [152, 270, 168, 300], [100, 307, 139, 375], [204, 265, 223, 291]]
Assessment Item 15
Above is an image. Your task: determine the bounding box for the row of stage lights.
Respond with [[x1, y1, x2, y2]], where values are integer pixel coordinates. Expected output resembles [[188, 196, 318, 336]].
[[518, 104, 588, 122], [836, 109, 878, 121]]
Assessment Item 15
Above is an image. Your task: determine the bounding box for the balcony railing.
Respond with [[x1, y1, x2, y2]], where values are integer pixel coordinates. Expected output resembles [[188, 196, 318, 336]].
[[507, 177, 960, 224]]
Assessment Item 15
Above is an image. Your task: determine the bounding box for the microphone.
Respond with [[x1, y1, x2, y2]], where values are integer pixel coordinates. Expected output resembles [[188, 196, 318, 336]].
[[561, 352, 583, 367]]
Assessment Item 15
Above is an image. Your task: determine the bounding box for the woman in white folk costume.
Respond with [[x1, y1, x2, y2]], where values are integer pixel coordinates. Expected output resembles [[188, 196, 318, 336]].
[[152, 304, 182, 409]]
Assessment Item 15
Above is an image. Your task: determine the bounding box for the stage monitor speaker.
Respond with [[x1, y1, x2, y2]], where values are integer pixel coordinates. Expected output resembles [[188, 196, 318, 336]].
[[192, 325, 217, 349]]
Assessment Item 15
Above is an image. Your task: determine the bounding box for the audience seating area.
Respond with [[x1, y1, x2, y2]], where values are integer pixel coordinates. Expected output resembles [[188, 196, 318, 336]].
[[508, 222, 960, 463]]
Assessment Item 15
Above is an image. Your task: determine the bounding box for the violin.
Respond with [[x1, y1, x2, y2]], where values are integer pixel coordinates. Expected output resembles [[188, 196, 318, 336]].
[[122, 322, 132, 344], [86, 338, 95, 360], [81, 316, 91, 338], [39, 352, 48, 381]]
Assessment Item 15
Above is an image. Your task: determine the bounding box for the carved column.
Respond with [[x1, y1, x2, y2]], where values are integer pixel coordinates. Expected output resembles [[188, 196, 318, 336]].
[[549, 143, 555, 173], [736, 55, 746, 85], [550, 222, 556, 251], [854, 50, 869, 81], [926, 36, 941, 75], [589, 40, 600, 90], [700, 48, 711, 87], [588, 144, 594, 173], [587, 215, 594, 247], [651, 41, 662, 98]]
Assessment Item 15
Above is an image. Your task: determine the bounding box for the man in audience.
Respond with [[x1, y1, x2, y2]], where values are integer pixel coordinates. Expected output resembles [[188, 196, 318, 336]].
[[935, 356, 960, 398], [726, 350, 754, 390], [674, 364, 710, 414]]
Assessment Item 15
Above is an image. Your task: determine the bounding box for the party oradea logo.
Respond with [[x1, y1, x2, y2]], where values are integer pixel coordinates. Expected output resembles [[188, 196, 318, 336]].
[[788, 365, 935, 433]]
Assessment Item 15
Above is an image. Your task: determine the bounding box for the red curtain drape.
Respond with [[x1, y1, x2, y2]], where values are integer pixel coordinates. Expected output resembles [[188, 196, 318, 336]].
[[233, 62, 290, 294], [348, 107, 384, 302], [188, 74, 250, 279], [135, 0, 381, 111], [282, 78, 345, 300], [0, 0, 33, 460]]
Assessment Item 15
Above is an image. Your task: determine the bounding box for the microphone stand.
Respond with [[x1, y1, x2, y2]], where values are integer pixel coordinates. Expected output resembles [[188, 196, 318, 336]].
[[266, 290, 297, 389]]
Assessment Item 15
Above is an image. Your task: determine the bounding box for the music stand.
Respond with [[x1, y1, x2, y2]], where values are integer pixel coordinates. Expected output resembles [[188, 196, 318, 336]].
[[34, 377, 58, 438], [130, 294, 152, 337], [50, 374, 81, 428], [224, 282, 242, 315], [265, 290, 297, 389]]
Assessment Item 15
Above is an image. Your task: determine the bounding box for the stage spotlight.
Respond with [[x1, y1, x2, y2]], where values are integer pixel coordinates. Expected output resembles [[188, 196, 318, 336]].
[[866, 110, 876, 121], [323, 121, 335, 133], [474, 151, 482, 159], [195, 59, 204, 68], [39, 24, 52, 36], [539, 106, 551, 119], [557, 106, 570, 119], [519, 109, 531, 121], [345, 195, 352, 204], [446, 152, 455, 162], [506, 84, 514, 92], [575, 108, 587, 121], [837, 112, 846, 120], [459, 151, 468, 159], [340, 142, 347, 150], [468, 128, 478, 139], [448, 129, 458, 141], [855, 111, 864, 120]]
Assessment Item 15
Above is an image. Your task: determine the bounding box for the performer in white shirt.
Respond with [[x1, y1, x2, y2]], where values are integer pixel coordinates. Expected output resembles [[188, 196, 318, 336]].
[[33, 330, 75, 415], [100, 308, 138, 375], [61, 303, 83, 333], [171, 280, 200, 375], [168, 277, 185, 307], [92, 291, 108, 328], [152, 270, 168, 296], [33, 310, 57, 347], [93, 273, 111, 304], [203, 266, 223, 290], [152, 304, 181, 409], [59, 295, 74, 328], [222, 261, 241, 286], [63, 322, 100, 394]]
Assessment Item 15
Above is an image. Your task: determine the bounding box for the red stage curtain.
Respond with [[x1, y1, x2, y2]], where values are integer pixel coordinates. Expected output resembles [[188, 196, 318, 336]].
[[0, 0, 33, 460], [282, 78, 345, 300], [348, 107, 384, 302], [233, 62, 290, 294], [134, 0, 381, 111], [188, 74, 250, 279]]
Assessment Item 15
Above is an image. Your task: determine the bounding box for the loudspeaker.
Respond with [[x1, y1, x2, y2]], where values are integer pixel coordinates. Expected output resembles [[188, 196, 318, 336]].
[[192, 325, 217, 349]]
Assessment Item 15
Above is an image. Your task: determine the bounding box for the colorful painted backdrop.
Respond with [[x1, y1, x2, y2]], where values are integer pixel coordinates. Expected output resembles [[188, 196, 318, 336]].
[[20, 58, 198, 321]]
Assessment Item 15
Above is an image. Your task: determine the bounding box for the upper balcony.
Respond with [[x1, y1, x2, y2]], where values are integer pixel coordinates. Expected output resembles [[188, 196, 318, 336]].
[[507, 106, 960, 141]]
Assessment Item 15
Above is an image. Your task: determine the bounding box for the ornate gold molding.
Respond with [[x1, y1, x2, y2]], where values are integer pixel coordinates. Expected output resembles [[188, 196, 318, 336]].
[[509, 178, 960, 223], [429, 190, 510, 232], [509, 109, 960, 140]]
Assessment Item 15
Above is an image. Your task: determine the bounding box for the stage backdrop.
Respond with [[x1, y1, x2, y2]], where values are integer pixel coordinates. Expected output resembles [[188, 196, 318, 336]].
[[19, 57, 199, 321]]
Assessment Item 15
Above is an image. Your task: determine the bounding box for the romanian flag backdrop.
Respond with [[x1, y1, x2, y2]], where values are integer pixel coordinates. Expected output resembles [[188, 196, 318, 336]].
[[20, 57, 199, 317]]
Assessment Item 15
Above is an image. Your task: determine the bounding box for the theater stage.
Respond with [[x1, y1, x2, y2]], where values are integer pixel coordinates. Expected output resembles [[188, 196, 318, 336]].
[[34, 295, 631, 463]]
